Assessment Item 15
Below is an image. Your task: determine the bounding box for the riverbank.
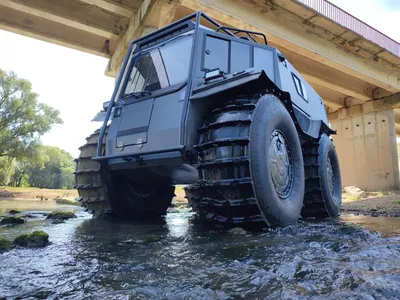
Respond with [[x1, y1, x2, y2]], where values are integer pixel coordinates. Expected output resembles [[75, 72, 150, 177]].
[[0, 186, 78, 201], [341, 193, 400, 217]]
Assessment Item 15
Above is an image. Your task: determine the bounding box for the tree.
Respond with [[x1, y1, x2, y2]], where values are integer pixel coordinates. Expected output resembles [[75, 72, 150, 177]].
[[0, 69, 63, 159], [25, 146, 75, 189]]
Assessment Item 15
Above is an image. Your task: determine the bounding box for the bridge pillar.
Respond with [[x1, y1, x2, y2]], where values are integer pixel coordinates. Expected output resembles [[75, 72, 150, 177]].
[[330, 109, 399, 191]]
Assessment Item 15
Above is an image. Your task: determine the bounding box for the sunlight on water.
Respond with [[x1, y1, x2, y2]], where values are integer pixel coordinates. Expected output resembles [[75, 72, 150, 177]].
[[0, 200, 400, 299]]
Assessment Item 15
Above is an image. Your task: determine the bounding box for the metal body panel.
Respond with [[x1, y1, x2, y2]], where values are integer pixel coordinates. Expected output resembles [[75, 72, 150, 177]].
[[95, 11, 333, 184], [277, 58, 328, 124], [106, 89, 185, 159], [116, 99, 153, 147]]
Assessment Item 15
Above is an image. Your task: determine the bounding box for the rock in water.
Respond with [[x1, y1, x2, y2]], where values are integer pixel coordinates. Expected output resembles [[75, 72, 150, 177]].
[[8, 210, 20, 214], [0, 236, 13, 252], [0, 216, 25, 225], [14, 231, 49, 248], [46, 211, 77, 220]]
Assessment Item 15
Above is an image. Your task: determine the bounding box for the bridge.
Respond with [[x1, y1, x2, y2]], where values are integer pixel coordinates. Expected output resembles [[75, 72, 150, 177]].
[[1, 0, 399, 191]]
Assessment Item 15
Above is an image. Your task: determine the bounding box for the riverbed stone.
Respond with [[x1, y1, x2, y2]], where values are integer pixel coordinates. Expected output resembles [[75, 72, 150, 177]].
[[46, 211, 77, 220], [0, 216, 25, 225], [8, 210, 20, 214], [14, 230, 49, 248], [0, 236, 13, 251], [344, 186, 366, 199]]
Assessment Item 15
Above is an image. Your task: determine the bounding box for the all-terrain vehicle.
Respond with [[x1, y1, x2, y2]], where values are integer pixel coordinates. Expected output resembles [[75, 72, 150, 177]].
[[74, 12, 342, 227]]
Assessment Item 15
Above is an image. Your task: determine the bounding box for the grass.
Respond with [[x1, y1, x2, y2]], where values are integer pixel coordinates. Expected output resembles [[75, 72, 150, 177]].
[[376, 191, 391, 197], [395, 200, 400, 205], [346, 195, 361, 201], [0, 186, 78, 200]]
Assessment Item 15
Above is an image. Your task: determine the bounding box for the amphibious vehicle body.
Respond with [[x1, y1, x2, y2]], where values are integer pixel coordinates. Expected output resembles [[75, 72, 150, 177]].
[[74, 12, 342, 227]]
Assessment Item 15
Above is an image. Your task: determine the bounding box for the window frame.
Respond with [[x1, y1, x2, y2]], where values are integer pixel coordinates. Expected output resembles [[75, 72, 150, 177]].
[[291, 72, 309, 103], [119, 33, 193, 103]]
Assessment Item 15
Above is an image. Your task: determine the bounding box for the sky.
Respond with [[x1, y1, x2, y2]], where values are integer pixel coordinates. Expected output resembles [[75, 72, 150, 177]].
[[0, 0, 399, 158]]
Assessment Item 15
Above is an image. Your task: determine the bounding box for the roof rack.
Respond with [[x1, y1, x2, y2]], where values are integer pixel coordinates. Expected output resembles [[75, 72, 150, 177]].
[[132, 11, 268, 46], [216, 26, 268, 45]]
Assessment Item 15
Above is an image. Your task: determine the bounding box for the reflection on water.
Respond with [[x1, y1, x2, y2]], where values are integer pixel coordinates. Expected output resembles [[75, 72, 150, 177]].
[[1, 200, 400, 299]]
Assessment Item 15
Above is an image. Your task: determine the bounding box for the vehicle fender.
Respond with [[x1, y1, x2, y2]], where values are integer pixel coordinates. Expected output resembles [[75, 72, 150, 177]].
[[191, 69, 335, 140]]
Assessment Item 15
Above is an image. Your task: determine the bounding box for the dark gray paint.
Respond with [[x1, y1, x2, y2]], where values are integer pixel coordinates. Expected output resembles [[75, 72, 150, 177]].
[[102, 20, 331, 183], [115, 99, 154, 148]]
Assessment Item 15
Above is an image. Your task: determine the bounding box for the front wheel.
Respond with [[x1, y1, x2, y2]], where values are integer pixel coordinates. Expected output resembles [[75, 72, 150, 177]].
[[74, 128, 174, 219], [249, 94, 305, 226]]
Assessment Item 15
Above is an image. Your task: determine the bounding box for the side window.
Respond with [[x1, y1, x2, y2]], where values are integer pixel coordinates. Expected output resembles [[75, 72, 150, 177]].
[[253, 47, 274, 81], [292, 73, 308, 102], [203, 36, 229, 73], [230, 42, 251, 73]]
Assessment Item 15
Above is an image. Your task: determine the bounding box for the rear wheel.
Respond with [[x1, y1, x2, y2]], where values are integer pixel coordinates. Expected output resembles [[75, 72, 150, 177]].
[[301, 134, 342, 218], [74, 128, 174, 218], [185, 94, 305, 227]]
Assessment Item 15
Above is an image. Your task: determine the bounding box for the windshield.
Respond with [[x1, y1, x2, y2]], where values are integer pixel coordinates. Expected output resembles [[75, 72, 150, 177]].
[[123, 34, 193, 97]]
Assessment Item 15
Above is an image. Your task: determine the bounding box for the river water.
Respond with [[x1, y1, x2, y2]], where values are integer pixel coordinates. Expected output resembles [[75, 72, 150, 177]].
[[1, 199, 400, 299]]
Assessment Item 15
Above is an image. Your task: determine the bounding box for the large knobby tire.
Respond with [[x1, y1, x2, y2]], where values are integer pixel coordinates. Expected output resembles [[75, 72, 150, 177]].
[[301, 134, 342, 218], [74, 128, 175, 219], [112, 176, 175, 218], [185, 94, 304, 227], [184, 97, 264, 226], [249, 94, 305, 226]]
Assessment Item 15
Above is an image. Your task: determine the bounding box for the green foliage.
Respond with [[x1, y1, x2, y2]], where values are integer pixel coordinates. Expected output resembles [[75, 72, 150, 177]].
[[0, 236, 13, 251], [14, 230, 49, 248], [0, 216, 25, 225], [347, 195, 360, 201], [46, 211, 77, 220], [25, 146, 75, 189], [0, 157, 12, 186], [0, 69, 62, 158], [0, 69, 71, 189], [396, 200, 400, 205]]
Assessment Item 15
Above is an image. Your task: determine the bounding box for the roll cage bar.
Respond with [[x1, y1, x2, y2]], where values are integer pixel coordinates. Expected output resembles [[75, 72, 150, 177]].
[[96, 11, 268, 157]]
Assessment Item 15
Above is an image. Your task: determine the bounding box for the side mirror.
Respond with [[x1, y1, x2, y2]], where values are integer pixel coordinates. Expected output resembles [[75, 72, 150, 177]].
[[103, 101, 111, 111]]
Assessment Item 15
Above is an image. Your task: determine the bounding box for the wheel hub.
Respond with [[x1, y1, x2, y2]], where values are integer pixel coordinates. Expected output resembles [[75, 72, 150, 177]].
[[269, 130, 294, 198]]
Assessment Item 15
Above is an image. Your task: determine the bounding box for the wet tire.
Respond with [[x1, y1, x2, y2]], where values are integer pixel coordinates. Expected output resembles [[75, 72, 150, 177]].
[[249, 94, 305, 226], [74, 128, 174, 218], [185, 94, 304, 227], [301, 134, 342, 218], [112, 176, 175, 218], [74, 127, 113, 216], [185, 98, 263, 226]]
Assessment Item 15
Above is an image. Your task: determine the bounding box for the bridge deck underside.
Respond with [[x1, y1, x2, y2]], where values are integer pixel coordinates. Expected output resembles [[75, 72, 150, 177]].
[[0, 0, 399, 133]]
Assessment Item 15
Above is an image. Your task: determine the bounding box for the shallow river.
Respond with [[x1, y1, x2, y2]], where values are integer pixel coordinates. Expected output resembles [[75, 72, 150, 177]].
[[1, 199, 400, 299]]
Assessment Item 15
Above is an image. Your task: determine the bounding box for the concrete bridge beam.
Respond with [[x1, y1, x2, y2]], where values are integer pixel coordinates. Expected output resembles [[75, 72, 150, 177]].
[[178, 0, 400, 93], [105, 0, 182, 77], [329, 93, 400, 191]]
